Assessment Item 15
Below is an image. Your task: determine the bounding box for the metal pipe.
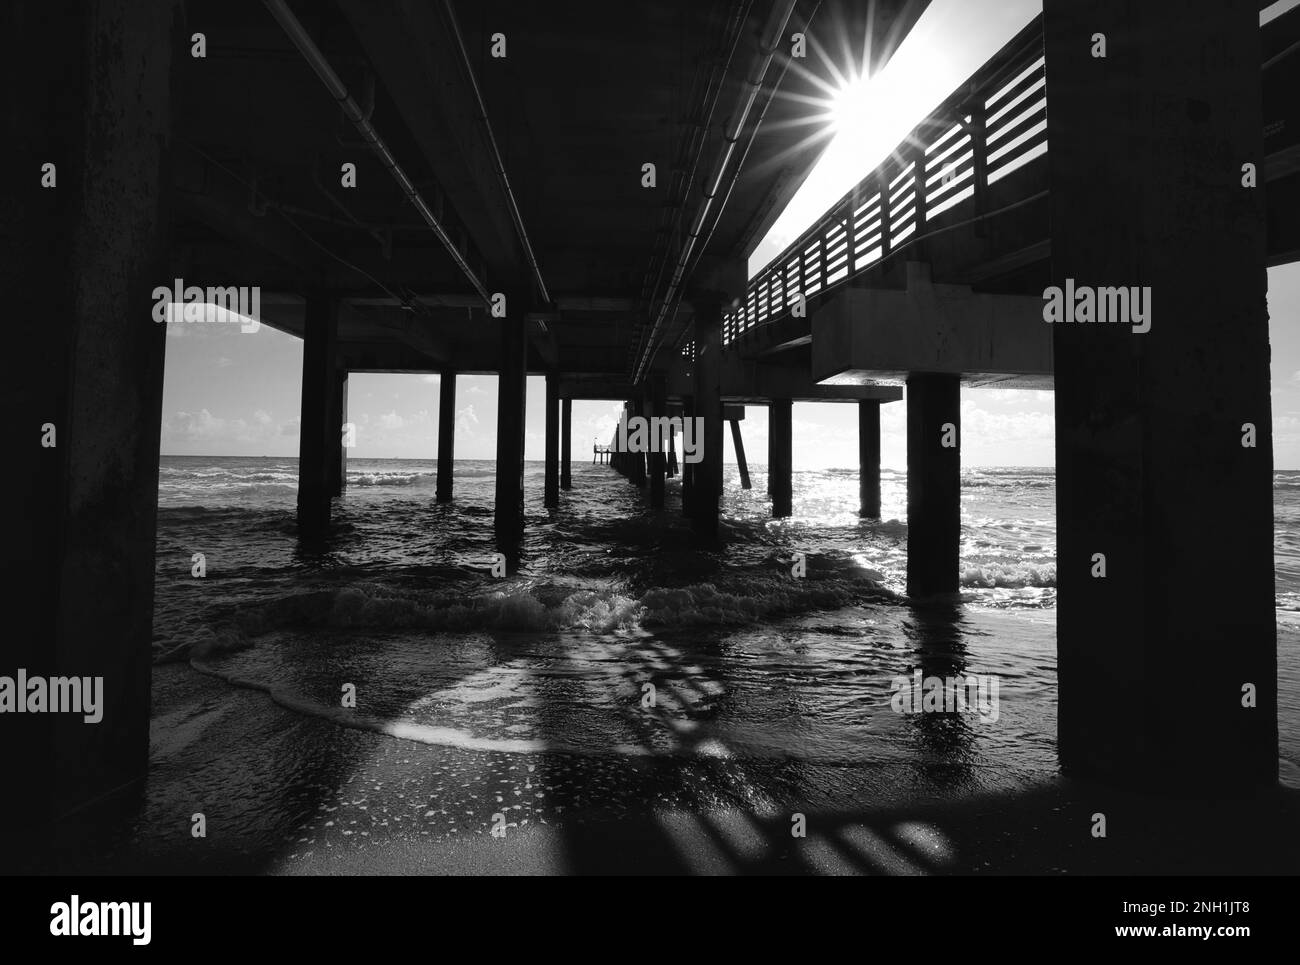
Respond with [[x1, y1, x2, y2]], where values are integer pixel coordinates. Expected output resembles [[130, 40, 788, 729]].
[[261, 0, 489, 303], [633, 0, 799, 383], [441, 0, 550, 306], [633, 0, 752, 369]]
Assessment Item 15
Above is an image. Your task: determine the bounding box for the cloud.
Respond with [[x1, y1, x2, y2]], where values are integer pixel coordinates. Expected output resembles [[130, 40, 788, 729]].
[[455, 404, 480, 436], [163, 408, 289, 449]]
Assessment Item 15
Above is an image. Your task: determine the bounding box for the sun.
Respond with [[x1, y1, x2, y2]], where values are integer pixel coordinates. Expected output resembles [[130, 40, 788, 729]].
[[828, 75, 871, 134]]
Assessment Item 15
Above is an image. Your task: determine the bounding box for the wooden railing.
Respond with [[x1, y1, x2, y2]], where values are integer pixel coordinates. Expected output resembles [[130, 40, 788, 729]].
[[723, 16, 1048, 346]]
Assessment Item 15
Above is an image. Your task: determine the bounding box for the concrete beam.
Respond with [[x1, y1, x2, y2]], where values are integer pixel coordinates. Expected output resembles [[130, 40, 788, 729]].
[[811, 263, 1052, 387], [668, 353, 904, 404]]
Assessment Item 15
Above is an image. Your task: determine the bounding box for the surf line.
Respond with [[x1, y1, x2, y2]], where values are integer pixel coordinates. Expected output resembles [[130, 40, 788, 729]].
[[188, 657, 639, 757]]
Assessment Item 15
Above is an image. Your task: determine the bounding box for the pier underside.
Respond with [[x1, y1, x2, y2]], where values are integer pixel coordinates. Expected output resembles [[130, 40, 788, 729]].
[[5, 0, 1297, 854]]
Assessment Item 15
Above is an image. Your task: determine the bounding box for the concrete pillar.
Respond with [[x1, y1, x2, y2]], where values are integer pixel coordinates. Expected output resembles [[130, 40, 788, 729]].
[[769, 399, 793, 518], [905, 374, 960, 597], [494, 295, 528, 553], [649, 377, 667, 508], [436, 371, 455, 502], [729, 418, 752, 490], [297, 294, 338, 539], [632, 397, 648, 488], [859, 399, 881, 517], [766, 414, 774, 495], [2, 0, 174, 833], [1045, 0, 1275, 784], [544, 373, 560, 507], [691, 302, 725, 536], [328, 370, 348, 497], [560, 398, 573, 490], [680, 396, 695, 515], [612, 404, 627, 476]]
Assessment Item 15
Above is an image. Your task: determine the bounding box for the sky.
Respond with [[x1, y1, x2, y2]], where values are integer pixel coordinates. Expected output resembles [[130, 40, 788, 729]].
[[159, 0, 1300, 470]]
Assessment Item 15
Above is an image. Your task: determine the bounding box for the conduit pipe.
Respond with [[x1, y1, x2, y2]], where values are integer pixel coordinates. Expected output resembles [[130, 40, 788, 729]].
[[441, 0, 550, 306], [262, 0, 490, 303], [632, 0, 799, 383]]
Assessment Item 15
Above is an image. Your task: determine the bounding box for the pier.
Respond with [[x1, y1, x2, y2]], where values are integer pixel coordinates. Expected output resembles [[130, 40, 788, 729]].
[[6, 0, 1299, 839]]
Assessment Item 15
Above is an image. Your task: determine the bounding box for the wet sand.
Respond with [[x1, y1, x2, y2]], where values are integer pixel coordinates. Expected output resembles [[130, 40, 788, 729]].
[[16, 662, 1299, 876]]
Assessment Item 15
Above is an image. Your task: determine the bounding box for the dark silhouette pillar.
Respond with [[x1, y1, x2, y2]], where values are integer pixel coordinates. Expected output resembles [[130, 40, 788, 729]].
[[3, 0, 174, 831], [1045, 0, 1275, 785], [544, 373, 560, 507], [298, 294, 338, 539], [328, 369, 348, 496], [691, 300, 725, 536], [770, 399, 793, 518], [767, 413, 774, 495], [629, 399, 647, 488], [436, 371, 455, 502], [729, 417, 752, 490], [560, 398, 573, 490], [905, 374, 959, 597], [680, 396, 695, 515], [859, 399, 881, 517], [649, 377, 667, 508], [494, 293, 528, 554]]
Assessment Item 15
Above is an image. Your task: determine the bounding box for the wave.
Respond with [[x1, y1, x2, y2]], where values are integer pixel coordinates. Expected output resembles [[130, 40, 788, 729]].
[[959, 562, 1056, 589], [348, 471, 437, 488], [187, 656, 889, 761], [177, 571, 900, 661]]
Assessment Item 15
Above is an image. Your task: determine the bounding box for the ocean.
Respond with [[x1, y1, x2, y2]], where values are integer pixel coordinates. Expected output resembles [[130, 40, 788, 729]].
[[136, 456, 1299, 867]]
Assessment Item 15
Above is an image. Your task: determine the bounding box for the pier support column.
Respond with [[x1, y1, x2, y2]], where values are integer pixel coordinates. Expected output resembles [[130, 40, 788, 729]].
[[561, 398, 573, 490], [859, 400, 881, 517], [1045, 0, 1275, 784], [298, 294, 338, 539], [494, 294, 528, 555], [629, 398, 647, 488], [680, 396, 695, 515], [328, 370, 348, 497], [905, 374, 959, 597], [544, 373, 560, 507], [767, 414, 774, 495], [3, 0, 175, 831], [769, 399, 793, 518], [436, 371, 455, 502], [691, 301, 725, 536], [649, 377, 667, 508], [729, 418, 752, 490]]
